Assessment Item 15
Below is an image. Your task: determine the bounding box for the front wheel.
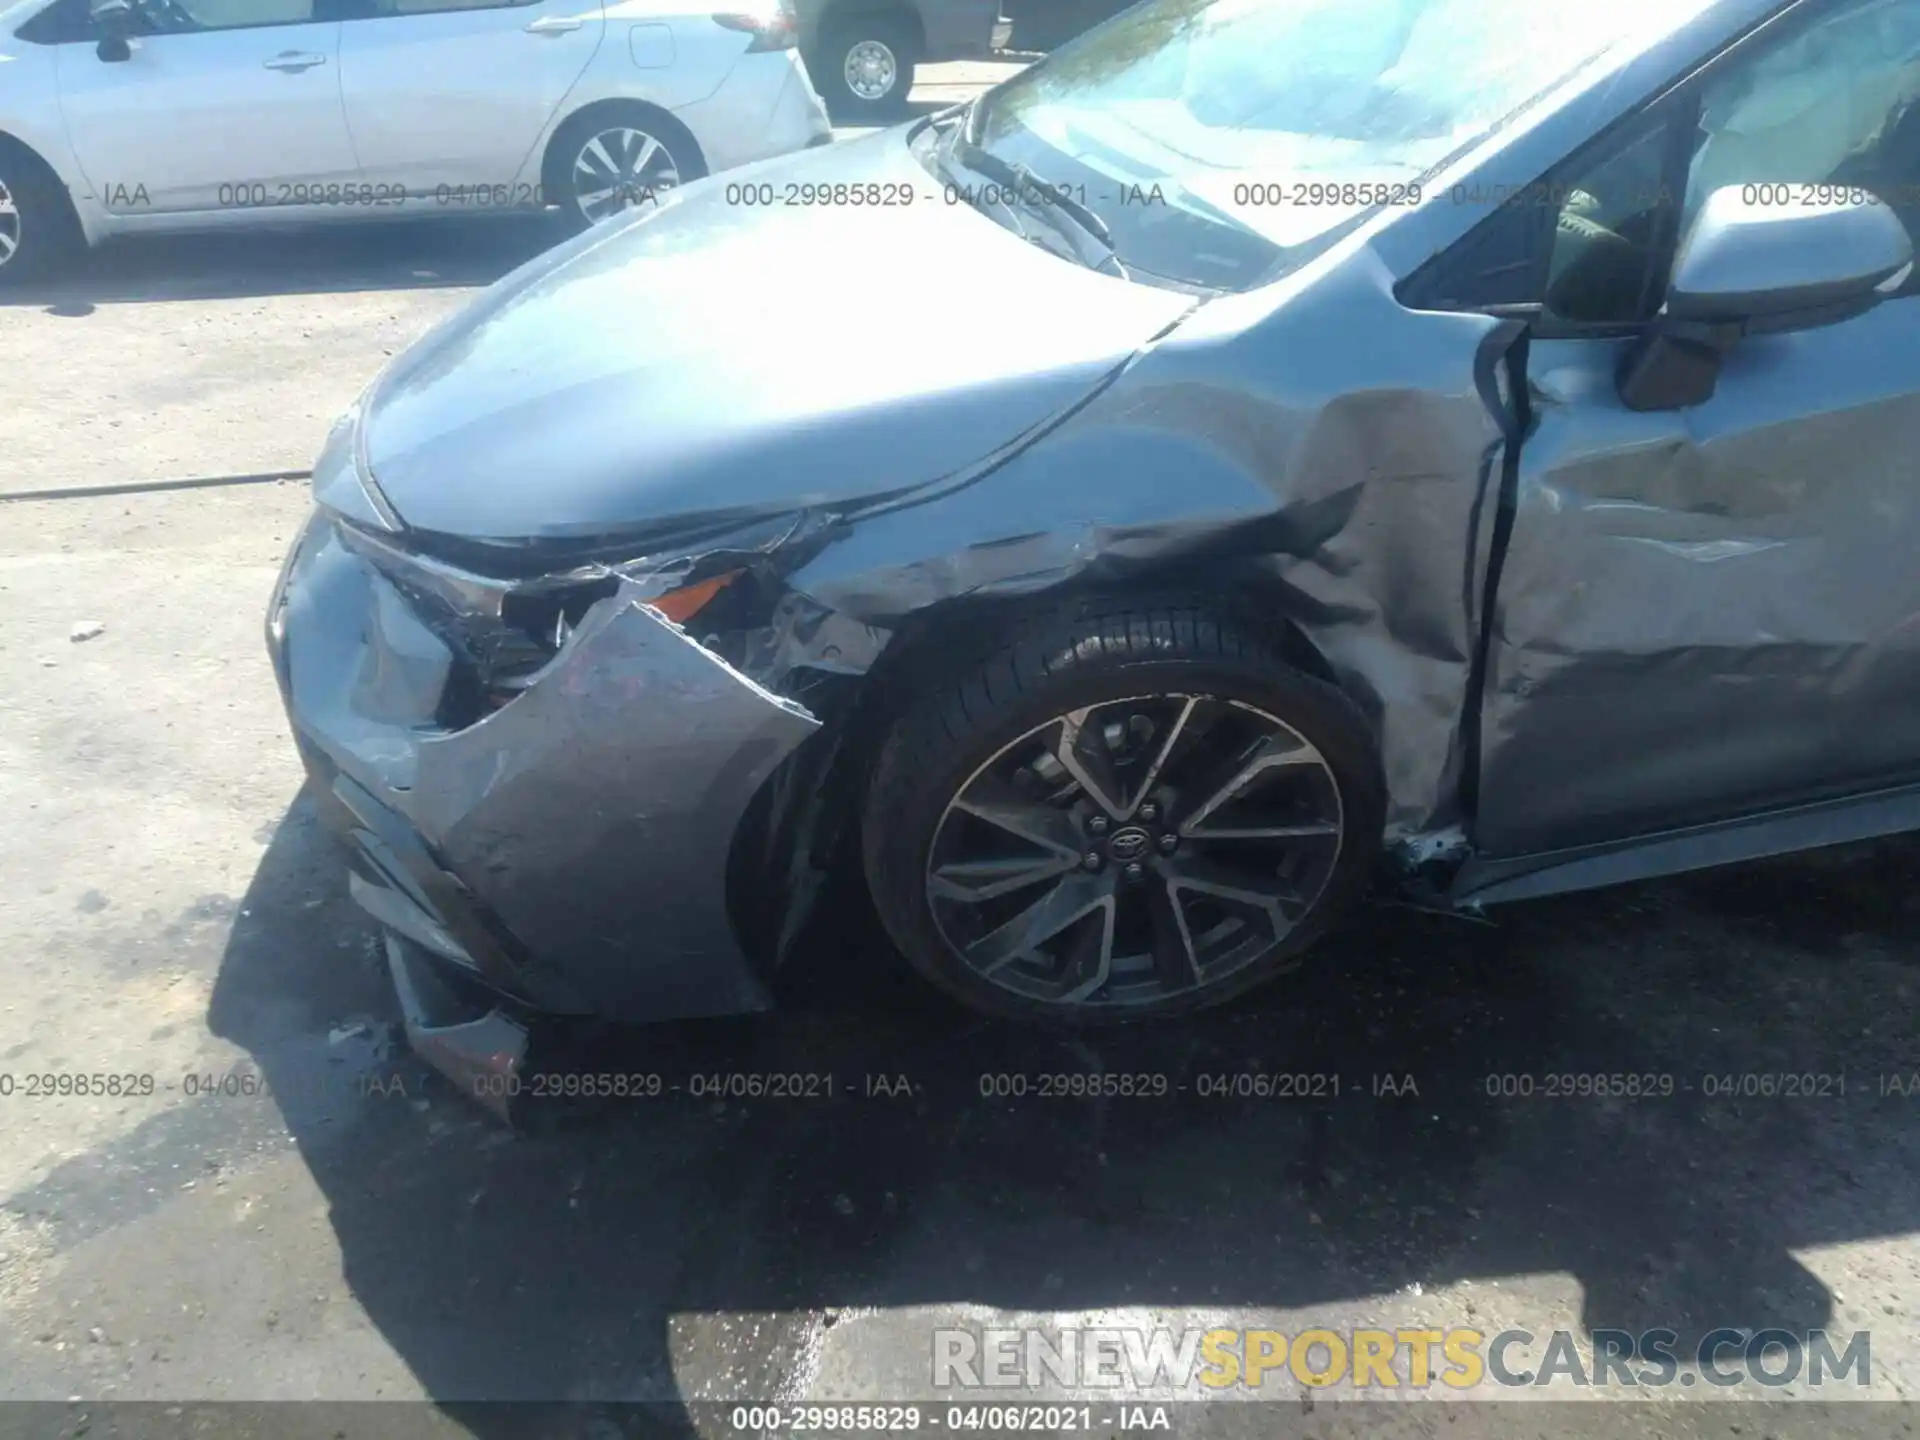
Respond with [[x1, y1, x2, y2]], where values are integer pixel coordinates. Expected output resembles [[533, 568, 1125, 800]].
[[861, 599, 1385, 1024]]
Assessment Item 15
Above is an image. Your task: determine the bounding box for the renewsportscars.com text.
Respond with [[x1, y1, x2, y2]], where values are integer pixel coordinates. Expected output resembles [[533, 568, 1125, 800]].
[[932, 1325, 1872, 1393]]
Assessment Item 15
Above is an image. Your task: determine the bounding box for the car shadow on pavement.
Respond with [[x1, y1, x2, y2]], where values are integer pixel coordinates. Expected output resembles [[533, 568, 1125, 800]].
[[0, 216, 565, 310], [208, 788, 1920, 1427]]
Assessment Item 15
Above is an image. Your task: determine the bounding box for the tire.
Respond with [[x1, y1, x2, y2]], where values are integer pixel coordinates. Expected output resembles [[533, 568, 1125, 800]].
[[811, 12, 919, 122], [541, 104, 707, 237], [0, 141, 81, 287], [861, 596, 1385, 1025]]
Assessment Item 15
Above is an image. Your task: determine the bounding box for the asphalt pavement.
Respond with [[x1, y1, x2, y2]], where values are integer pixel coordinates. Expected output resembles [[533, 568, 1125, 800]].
[[2, 61, 1920, 1440]]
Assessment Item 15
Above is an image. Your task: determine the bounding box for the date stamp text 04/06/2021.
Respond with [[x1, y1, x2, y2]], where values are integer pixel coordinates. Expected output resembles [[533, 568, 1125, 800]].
[[9, 1069, 1920, 1104]]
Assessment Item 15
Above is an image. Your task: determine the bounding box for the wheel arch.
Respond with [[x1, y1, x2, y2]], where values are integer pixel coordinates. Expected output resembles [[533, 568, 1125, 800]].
[[721, 570, 1362, 980], [865, 576, 1348, 698], [0, 128, 85, 213], [0, 125, 96, 257]]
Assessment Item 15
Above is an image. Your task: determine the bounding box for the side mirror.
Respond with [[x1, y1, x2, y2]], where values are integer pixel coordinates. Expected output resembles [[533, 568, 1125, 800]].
[[89, 0, 135, 58], [1617, 184, 1914, 411]]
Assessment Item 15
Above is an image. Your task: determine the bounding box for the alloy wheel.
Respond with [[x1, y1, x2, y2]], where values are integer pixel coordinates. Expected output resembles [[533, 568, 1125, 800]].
[[843, 38, 899, 101], [925, 695, 1345, 1010], [570, 127, 681, 225], [0, 180, 21, 271]]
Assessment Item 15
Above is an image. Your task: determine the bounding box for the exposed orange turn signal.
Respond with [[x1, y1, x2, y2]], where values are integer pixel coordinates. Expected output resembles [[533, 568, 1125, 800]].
[[648, 570, 741, 624]]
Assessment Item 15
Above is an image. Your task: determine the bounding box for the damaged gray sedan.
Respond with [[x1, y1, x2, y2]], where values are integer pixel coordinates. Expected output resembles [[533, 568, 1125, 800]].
[[269, 0, 1920, 1085]]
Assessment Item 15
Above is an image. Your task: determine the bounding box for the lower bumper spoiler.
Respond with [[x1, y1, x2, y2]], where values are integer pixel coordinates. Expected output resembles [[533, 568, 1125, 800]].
[[384, 932, 529, 1126]]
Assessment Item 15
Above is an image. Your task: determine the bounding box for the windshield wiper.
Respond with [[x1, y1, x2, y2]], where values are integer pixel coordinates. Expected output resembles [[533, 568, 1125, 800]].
[[941, 107, 1127, 279]]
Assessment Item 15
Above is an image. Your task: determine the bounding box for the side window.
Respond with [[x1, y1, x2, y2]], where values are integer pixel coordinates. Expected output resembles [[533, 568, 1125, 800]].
[[1404, 0, 1920, 322], [1549, 0, 1920, 321], [1542, 118, 1680, 323], [1685, 0, 1920, 230], [96, 0, 320, 33], [1400, 107, 1688, 321], [172, 0, 318, 25], [14, 0, 93, 42], [362, 0, 535, 15]]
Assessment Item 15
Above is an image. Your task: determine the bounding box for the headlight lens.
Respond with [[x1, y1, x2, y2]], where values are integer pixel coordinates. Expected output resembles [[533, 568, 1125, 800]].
[[328, 504, 802, 725], [332, 517, 756, 722]]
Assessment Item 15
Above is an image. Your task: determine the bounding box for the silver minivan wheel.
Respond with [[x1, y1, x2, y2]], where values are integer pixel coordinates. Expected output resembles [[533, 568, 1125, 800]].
[[843, 37, 899, 101], [815, 13, 918, 120]]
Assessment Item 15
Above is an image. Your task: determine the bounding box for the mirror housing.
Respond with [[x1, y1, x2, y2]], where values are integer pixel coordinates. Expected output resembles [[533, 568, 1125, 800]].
[[89, 0, 135, 52], [1617, 185, 1914, 411]]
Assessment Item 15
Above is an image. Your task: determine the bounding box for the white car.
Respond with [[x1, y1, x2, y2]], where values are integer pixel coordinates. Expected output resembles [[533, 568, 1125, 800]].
[[0, 0, 832, 280]]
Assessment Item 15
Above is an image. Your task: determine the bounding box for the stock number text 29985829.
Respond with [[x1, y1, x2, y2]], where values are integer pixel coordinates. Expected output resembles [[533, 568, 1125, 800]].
[[210, 182, 552, 210]]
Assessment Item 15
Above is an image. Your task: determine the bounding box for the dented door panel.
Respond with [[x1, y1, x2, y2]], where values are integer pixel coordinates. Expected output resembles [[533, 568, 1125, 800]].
[[1477, 297, 1920, 858]]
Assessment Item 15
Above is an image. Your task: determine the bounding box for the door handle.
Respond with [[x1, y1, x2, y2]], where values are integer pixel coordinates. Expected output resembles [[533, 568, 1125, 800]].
[[524, 15, 583, 33], [263, 49, 327, 70]]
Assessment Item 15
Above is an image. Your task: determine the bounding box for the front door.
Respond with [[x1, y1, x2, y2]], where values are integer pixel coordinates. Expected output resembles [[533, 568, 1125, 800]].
[[1474, 0, 1920, 857], [54, 0, 358, 214]]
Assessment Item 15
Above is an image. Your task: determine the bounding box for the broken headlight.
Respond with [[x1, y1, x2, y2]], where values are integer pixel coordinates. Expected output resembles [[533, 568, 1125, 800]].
[[470, 567, 752, 717], [332, 516, 785, 728]]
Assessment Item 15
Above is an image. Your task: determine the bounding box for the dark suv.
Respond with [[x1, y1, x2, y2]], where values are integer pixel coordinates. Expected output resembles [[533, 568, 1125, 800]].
[[796, 0, 1011, 118]]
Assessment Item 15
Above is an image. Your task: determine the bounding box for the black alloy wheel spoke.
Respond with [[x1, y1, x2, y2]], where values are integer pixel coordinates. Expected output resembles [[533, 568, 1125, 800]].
[[928, 853, 1078, 903], [1178, 728, 1325, 837], [1053, 706, 1132, 820], [927, 693, 1344, 1010], [1167, 853, 1302, 934], [950, 771, 1086, 856], [1049, 902, 1118, 1005], [961, 871, 1114, 976], [1142, 871, 1203, 992], [1118, 695, 1199, 817]]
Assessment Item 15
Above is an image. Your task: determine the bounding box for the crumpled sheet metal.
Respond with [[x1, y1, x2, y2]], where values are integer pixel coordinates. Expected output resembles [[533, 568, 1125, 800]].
[[787, 247, 1518, 849], [741, 585, 892, 695], [284, 524, 821, 1021], [1474, 306, 1920, 861]]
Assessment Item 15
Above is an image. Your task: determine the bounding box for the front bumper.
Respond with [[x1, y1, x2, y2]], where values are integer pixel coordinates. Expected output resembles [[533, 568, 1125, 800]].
[[268, 509, 820, 1033]]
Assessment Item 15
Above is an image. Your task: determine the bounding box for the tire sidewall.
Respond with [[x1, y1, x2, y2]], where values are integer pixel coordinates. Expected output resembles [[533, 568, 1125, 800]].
[[863, 651, 1385, 1026]]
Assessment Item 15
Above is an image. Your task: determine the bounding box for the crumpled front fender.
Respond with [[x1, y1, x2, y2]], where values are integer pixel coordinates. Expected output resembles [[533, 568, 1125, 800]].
[[783, 245, 1524, 856]]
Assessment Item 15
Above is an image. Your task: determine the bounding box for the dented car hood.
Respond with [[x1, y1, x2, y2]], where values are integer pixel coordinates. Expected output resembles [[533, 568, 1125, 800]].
[[358, 131, 1198, 545]]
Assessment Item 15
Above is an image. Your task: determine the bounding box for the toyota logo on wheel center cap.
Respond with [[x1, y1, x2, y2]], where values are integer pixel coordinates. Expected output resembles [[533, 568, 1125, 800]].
[[1107, 827, 1151, 861]]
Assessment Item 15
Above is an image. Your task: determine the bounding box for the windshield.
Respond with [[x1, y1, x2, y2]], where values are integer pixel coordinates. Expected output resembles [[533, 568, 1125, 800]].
[[958, 0, 1715, 290]]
